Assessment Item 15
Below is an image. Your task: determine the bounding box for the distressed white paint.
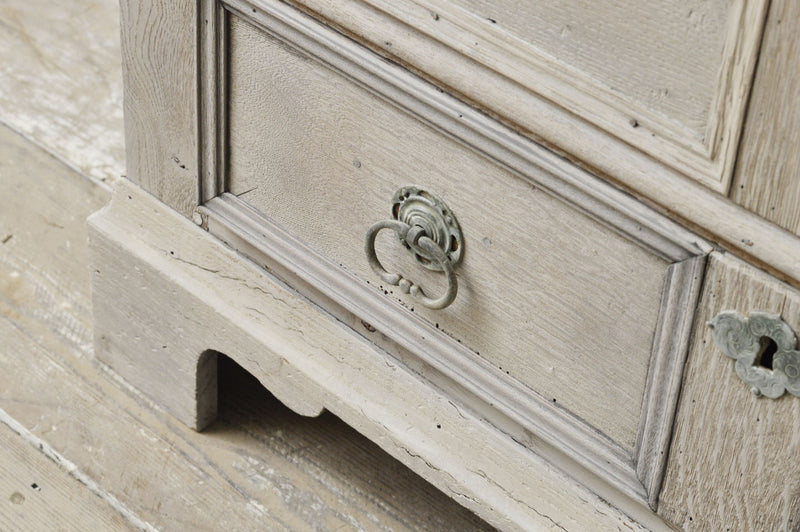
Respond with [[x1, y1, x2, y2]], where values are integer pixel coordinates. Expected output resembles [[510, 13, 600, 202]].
[[0, 0, 124, 187], [0, 408, 157, 532]]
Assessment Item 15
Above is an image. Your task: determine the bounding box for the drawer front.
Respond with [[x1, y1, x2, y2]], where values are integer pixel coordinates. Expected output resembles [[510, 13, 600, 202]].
[[201, 0, 709, 507], [659, 252, 800, 530]]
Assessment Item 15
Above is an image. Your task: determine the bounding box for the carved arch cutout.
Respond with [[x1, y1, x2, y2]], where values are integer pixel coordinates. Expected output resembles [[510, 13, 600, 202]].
[[194, 350, 326, 431]]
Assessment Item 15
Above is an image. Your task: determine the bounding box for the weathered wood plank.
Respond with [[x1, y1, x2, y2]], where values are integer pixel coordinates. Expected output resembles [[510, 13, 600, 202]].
[[658, 252, 800, 530], [0, 0, 124, 187], [0, 122, 494, 531], [0, 419, 136, 532], [0, 126, 110, 359], [0, 316, 493, 531], [730, 0, 800, 237], [119, 0, 198, 215]]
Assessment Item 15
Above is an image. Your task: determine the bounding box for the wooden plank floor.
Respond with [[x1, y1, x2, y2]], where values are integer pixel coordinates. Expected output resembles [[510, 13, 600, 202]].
[[0, 0, 494, 529], [0, 0, 125, 186], [0, 417, 135, 531]]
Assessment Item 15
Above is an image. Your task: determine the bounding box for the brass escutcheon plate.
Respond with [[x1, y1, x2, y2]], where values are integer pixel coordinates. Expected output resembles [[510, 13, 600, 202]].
[[390, 186, 463, 272]]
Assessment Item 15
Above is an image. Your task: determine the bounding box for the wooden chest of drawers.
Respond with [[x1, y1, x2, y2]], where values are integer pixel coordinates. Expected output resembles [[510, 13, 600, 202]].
[[90, 0, 800, 529]]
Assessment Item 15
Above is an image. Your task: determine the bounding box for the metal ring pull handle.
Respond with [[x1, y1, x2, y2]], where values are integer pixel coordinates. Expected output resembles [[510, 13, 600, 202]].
[[365, 220, 457, 310], [364, 186, 464, 311]]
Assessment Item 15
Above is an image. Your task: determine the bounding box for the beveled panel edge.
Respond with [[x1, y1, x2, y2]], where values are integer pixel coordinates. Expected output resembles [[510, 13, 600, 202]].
[[705, 0, 769, 191], [98, 178, 677, 531], [198, 0, 227, 203], [635, 254, 708, 509], [267, 1, 800, 292], [204, 194, 706, 508], [181, 0, 800, 290], [198, 0, 714, 508]]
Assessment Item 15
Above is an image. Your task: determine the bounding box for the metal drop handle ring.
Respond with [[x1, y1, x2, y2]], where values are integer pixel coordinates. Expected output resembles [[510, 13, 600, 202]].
[[365, 220, 457, 310], [364, 186, 464, 310]]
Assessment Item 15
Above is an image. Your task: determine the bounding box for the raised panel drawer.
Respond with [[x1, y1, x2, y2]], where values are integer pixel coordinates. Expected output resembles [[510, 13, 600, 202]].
[[227, 12, 665, 452], [199, 1, 711, 508]]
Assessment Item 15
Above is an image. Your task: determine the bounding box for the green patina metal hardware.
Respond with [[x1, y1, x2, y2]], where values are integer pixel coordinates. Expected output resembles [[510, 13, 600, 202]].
[[365, 186, 463, 310], [708, 311, 800, 398]]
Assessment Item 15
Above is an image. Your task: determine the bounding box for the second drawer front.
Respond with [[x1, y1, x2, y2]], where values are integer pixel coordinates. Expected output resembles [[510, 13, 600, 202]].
[[211, 4, 708, 506]]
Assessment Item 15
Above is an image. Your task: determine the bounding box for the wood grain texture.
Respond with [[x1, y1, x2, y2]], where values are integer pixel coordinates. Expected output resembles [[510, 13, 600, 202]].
[[119, 0, 198, 215], [205, 4, 712, 505], [0, 125, 111, 359], [0, 420, 134, 532], [226, 12, 673, 453], [282, 0, 766, 191], [0, 0, 124, 187], [659, 252, 800, 530], [91, 195, 327, 429], [0, 123, 495, 532], [125, 0, 800, 290], [454, 0, 727, 138], [731, 0, 800, 236], [636, 256, 707, 509]]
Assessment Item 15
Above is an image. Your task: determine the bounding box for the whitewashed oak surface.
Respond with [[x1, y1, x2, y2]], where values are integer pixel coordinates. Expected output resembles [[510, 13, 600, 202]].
[[659, 253, 800, 530], [0, 121, 494, 530], [119, 0, 199, 216], [5, 0, 800, 528], [451, 0, 729, 137], [282, 0, 766, 191], [126, 0, 800, 298], [272, 0, 800, 292], [226, 13, 669, 452], [731, 0, 800, 238]]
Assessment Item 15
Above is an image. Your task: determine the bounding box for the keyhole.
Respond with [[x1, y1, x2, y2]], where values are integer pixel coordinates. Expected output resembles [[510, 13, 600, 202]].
[[755, 336, 778, 370]]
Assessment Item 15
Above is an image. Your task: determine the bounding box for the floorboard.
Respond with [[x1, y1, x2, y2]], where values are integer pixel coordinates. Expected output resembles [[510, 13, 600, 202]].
[[0, 0, 124, 188], [0, 417, 136, 532], [0, 0, 494, 527]]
